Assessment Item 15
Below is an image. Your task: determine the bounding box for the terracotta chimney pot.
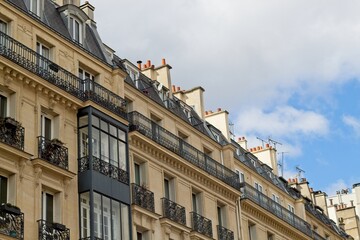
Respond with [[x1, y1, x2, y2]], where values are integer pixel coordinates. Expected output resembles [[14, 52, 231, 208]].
[[162, 58, 166, 65], [147, 60, 151, 67]]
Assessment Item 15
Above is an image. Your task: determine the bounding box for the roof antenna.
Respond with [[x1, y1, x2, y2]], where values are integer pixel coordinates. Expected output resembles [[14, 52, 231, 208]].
[[256, 136, 268, 148], [268, 137, 282, 149], [295, 165, 305, 179], [277, 152, 288, 177]]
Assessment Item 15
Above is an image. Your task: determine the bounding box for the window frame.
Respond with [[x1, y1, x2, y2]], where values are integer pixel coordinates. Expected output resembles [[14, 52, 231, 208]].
[[30, 0, 41, 16], [0, 175, 8, 204], [254, 182, 263, 193], [0, 19, 8, 34], [70, 17, 82, 44]]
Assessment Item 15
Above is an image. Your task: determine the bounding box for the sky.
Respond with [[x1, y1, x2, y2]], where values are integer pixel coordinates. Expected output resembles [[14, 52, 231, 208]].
[[82, 0, 360, 196]]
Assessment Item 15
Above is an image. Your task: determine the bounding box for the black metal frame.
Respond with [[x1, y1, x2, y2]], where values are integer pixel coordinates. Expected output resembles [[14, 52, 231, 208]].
[[131, 183, 155, 212], [190, 212, 213, 238], [161, 198, 186, 226], [38, 219, 70, 240], [128, 111, 240, 190], [217, 225, 234, 240], [0, 117, 24, 150], [38, 136, 68, 170]]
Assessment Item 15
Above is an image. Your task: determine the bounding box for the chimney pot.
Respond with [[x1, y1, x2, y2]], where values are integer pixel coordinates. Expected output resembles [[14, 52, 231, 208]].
[[242, 137, 245, 140], [147, 60, 151, 67], [205, 111, 208, 115], [162, 58, 166, 65], [176, 87, 180, 91], [137, 60, 142, 70], [143, 64, 147, 69], [217, 108, 222, 112], [266, 143, 270, 148], [172, 85, 176, 92]]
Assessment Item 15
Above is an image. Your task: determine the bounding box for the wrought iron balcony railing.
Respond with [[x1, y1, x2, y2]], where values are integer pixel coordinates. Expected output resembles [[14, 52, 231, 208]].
[[0, 117, 24, 150], [217, 225, 234, 240], [38, 219, 70, 240], [190, 212, 213, 238], [313, 231, 326, 240], [132, 183, 155, 212], [241, 183, 313, 237], [78, 156, 129, 184], [0, 31, 127, 119], [161, 198, 186, 226], [0, 204, 24, 239], [38, 137, 68, 170], [128, 111, 240, 190]]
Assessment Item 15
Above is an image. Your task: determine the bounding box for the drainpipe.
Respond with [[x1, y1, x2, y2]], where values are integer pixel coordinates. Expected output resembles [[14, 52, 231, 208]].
[[236, 197, 244, 240]]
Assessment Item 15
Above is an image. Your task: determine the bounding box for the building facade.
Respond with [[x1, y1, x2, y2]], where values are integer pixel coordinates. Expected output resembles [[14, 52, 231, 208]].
[[0, 0, 355, 240]]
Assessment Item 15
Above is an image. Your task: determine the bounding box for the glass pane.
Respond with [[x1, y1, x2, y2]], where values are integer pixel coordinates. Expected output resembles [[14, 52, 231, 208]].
[[79, 115, 88, 127], [112, 201, 121, 240], [80, 128, 89, 158], [80, 192, 90, 238], [0, 95, 7, 118], [119, 141, 126, 171], [118, 129, 126, 141], [74, 20, 80, 42], [164, 179, 169, 199], [92, 128, 100, 158], [121, 204, 130, 239], [0, 20, 7, 33], [94, 193, 102, 238], [0, 176, 7, 204], [92, 115, 99, 128], [45, 193, 54, 222], [103, 196, 111, 240], [101, 132, 109, 162], [134, 164, 140, 185], [101, 120, 108, 131], [109, 136, 118, 167], [44, 117, 52, 140], [109, 124, 117, 137]]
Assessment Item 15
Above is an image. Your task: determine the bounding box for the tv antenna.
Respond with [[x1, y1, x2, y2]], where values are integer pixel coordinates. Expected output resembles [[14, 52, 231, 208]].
[[268, 137, 282, 149], [295, 166, 305, 179], [256, 137, 268, 148], [277, 152, 288, 177]]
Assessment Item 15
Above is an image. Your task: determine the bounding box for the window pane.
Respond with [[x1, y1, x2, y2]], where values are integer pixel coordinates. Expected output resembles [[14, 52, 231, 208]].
[[103, 196, 111, 240], [101, 120, 108, 131], [164, 179, 169, 199], [80, 128, 89, 158], [118, 129, 126, 141], [92, 128, 100, 158], [0, 176, 7, 204], [0, 95, 7, 118], [101, 132, 109, 162], [94, 193, 102, 238], [44, 193, 54, 222], [121, 203, 129, 239], [92, 115, 99, 128], [0, 20, 7, 33], [44, 117, 52, 140], [79, 115, 88, 127], [134, 163, 140, 185], [74, 20, 80, 42], [119, 141, 126, 171], [109, 124, 117, 137], [110, 136, 118, 167], [80, 192, 90, 238], [112, 201, 121, 240]]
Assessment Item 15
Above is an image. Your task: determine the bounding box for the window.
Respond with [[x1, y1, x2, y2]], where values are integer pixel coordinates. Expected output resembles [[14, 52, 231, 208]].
[[192, 191, 201, 214], [288, 204, 295, 213], [80, 192, 130, 240], [79, 68, 96, 91], [235, 170, 244, 183], [30, 0, 41, 17], [217, 204, 226, 227], [267, 232, 274, 240], [0, 94, 8, 118], [136, 231, 150, 240], [0, 176, 8, 204], [42, 191, 54, 222], [272, 194, 280, 203], [0, 19, 7, 33], [70, 17, 82, 43], [203, 146, 212, 157], [164, 176, 175, 201], [254, 182, 263, 193], [41, 113, 53, 140], [248, 222, 256, 240], [36, 42, 50, 70], [178, 131, 188, 142]]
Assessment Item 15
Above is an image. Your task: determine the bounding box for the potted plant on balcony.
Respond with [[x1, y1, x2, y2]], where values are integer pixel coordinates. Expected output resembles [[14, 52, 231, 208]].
[[0, 203, 21, 215]]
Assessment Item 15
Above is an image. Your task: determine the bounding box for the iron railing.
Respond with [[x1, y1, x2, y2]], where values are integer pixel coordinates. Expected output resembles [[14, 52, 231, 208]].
[[38, 219, 70, 240], [78, 156, 129, 184], [161, 198, 186, 226], [217, 225, 234, 240], [190, 212, 213, 238], [131, 183, 155, 212], [0, 204, 24, 239], [38, 137, 68, 170], [241, 183, 313, 237], [313, 231, 326, 240], [128, 111, 240, 190], [0, 31, 127, 119], [0, 117, 24, 150]]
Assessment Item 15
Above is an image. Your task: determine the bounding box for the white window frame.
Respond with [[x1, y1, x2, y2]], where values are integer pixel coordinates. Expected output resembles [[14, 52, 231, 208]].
[[41, 113, 53, 140], [192, 191, 201, 214], [272, 194, 280, 204], [235, 169, 245, 183], [0, 92, 9, 119], [0, 19, 8, 34], [41, 191, 55, 222], [80, 194, 90, 238], [288, 204, 295, 213], [254, 182, 263, 193], [70, 17, 82, 44], [164, 176, 175, 201], [30, 0, 41, 16]]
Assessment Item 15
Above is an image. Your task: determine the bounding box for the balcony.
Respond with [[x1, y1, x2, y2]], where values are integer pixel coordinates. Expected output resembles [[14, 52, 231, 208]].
[[190, 212, 213, 238], [131, 183, 155, 212], [0, 31, 127, 119], [0, 204, 24, 239], [161, 198, 186, 226], [217, 225, 234, 240], [38, 137, 68, 170], [128, 111, 240, 190], [0, 118, 24, 151], [313, 231, 326, 240], [78, 156, 129, 184], [38, 220, 70, 240], [241, 183, 313, 237]]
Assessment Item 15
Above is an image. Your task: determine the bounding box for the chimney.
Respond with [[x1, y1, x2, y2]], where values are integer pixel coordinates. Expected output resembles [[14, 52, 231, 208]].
[[80, 1, 95, 21], [147, 60, 151, 67], [137, 61, 142, 70], [162, 58, 166, 65]]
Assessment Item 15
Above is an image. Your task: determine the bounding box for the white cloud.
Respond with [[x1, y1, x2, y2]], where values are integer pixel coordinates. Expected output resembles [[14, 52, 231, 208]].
[[325, 179, 348, 196], [343, 115, 360, 136]]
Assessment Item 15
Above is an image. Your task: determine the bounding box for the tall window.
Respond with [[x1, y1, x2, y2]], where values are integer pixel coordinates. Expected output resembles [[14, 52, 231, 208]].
[[248, 222, 256, 240], [288, 204, 295, 213], [0, 176, 7, 204], [254, 182, 263, 193], [41, 113, 53, 140], [217, 205, 226, 227], [0, 19, 7, 33], [192, 192, 201, 214], [70, 17, 82, 43], [42, 191, 54, 223], [79, 68, 96, 91], [80, 192, 130, 240], [30, 0, 41, 16], [164, 177, 174, 201], [36, 42, 50, 70], [0, 94, 8, 119]]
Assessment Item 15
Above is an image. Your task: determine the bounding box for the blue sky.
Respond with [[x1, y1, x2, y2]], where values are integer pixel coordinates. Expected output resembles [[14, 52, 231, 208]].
[[83, 0, 360, 195]]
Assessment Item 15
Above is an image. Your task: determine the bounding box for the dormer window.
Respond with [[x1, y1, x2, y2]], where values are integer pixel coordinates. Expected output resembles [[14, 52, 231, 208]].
[[70, 17, 82, 44], [30, 0, 41, 16]]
